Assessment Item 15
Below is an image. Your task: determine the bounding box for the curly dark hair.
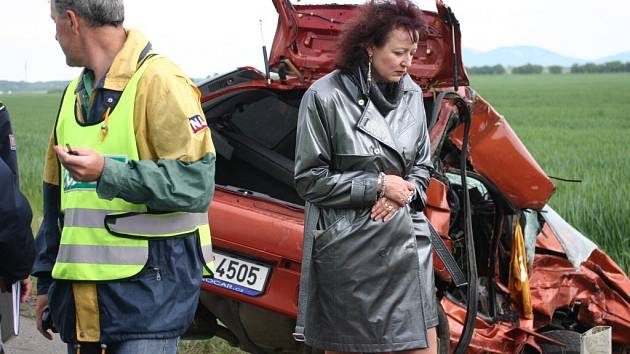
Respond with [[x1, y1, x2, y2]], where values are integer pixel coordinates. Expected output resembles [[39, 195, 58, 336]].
[[335, 0, 425, 72]]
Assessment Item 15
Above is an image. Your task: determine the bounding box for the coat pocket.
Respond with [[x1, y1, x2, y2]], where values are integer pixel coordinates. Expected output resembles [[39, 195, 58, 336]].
[[313, 216, 352, 259]]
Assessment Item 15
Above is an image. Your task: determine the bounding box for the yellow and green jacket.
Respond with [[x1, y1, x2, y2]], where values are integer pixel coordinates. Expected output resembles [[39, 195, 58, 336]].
[[32, 29, 215, 344]]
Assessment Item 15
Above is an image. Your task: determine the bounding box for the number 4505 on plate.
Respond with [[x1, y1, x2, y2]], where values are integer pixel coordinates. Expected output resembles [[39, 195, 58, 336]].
[[207, 250, 271, 297]]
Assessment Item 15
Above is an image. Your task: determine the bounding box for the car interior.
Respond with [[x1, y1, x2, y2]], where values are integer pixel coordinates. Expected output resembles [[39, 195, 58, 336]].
[[203, 88, 442, 207], [204, 88, 305, 205]]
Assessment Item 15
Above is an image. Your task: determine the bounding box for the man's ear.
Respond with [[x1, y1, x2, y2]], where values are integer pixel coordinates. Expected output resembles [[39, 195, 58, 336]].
[[66, 10, 80, 35]]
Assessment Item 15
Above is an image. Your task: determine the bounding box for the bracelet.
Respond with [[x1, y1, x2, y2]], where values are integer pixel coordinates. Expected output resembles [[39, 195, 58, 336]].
[[377, 172, 385, 198], [380, 173, 388, 199]]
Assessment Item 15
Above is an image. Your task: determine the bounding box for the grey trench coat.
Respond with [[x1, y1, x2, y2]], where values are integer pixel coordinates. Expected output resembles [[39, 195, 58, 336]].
[[294, 69, 435, 352]]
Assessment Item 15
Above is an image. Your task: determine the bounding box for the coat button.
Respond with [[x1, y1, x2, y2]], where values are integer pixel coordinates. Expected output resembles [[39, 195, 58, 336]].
[[373, 146, 380, 154], [358, 99, 365, 106]]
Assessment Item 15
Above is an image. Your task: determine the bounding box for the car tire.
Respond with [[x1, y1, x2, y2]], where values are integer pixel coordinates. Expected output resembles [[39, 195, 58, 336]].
[[539, 330, 581, 354], [435, 299, 450, 354]]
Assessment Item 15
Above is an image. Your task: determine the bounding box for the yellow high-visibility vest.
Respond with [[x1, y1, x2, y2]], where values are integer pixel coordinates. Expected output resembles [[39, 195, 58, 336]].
[[53, 56, 213, 281]]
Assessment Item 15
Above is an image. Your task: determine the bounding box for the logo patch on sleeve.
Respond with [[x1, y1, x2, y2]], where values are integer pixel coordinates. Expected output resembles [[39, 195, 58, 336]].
[[188, 114, 208, 133], [8, 134, 16, 150]]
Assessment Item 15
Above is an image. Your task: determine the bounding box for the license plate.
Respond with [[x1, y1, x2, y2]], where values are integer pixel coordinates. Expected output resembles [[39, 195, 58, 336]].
[[204, 251, 271, 297]]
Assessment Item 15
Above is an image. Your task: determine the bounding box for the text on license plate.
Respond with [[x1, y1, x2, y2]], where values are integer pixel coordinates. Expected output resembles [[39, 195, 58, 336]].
[[205, 251, 271, 296]]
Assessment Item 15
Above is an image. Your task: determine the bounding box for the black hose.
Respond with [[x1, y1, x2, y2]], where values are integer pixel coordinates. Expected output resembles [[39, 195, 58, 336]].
[[453, 100, 478, 354], [548, 175, 582, 183]]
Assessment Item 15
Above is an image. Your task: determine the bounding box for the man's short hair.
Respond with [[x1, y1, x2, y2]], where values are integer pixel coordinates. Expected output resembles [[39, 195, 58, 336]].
[[53, 0, 124, 27]]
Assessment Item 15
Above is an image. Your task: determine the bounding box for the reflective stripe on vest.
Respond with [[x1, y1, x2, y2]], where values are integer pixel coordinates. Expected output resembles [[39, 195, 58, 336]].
[[52, 55, 214, 281], [64, 208, 208, 237], [57, 244, 148, 265], [106, 212, 208, 237], [56, 241, 213, 267]]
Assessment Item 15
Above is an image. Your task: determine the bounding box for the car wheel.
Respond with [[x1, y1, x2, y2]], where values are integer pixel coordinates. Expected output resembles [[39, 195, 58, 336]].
[[539, 330, 581, 354], [435, 299, 450, 354]]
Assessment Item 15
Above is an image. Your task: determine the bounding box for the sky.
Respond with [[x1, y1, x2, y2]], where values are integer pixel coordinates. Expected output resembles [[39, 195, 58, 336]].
[[1, 0, 628, 82]]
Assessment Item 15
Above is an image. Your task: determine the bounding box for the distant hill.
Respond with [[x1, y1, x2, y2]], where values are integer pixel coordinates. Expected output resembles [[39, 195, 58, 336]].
[[596, 51, 630, 64], [0, 78, 210, 93], [462, 46, 630, 67], [1, 49, 628, 90], [0, 80, 69, 93]]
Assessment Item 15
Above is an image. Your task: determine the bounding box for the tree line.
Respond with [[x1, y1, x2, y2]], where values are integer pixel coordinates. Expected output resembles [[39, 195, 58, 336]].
[[466, 61, 630, 75]]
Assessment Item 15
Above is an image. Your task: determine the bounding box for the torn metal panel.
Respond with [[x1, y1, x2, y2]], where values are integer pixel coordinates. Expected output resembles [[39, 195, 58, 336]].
[[535, 223, 565, 254], [542, 205, 598, 270], [269, 0, 469, 87], [425, 178, 454, 283], [528, 250, 630, 344], [442, 296, 516, 353], [449, 94, 556, 209]]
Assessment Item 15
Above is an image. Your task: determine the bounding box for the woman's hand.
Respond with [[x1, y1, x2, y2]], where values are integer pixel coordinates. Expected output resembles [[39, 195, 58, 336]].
[[371, 197, 402, 222], [381, 175, 416, 206]]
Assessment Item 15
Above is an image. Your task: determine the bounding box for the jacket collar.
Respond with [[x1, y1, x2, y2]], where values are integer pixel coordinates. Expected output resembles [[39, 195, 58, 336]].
[[76, 29, 153, 94]]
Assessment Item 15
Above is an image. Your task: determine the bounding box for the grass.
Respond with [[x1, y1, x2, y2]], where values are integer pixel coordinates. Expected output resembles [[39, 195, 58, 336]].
[[178, 339, 245, 354], [1, 93, 60, 229], [469, 73, 630, 273]]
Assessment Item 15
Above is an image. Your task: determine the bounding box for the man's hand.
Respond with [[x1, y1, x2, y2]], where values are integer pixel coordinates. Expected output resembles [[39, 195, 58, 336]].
[[35, 294, 53, 340], [0, 277, 32, 302], [20, 277, 32, 303], [54, 145, 105, 182]]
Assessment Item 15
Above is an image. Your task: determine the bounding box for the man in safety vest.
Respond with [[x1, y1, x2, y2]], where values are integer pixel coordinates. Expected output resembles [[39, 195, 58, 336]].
[[32, 1, 216, 353]]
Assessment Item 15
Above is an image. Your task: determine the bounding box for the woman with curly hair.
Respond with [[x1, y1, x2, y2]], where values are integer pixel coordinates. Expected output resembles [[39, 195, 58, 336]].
[[294, 0, 437, 353]]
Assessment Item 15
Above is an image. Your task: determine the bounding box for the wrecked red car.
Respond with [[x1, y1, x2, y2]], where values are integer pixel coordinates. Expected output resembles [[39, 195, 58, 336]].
[[187, 0, 630, 353]]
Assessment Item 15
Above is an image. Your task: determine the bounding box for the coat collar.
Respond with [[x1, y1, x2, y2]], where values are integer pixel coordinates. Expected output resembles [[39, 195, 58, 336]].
[[102, 29, 153, 91], [337, 69, 420, 173], [357, 100, 400, 153], [357, 100, 410, 176]]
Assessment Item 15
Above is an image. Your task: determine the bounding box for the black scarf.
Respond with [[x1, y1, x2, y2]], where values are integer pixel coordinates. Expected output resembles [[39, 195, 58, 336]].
[[370, 81, 403, 117], [351, 64, 404, 116]]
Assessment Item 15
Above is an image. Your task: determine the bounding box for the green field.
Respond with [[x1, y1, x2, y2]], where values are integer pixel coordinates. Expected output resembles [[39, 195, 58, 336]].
[[469, 73, 630, 273], [1, 93, 59, 229], [1, 73, 629, 351]]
